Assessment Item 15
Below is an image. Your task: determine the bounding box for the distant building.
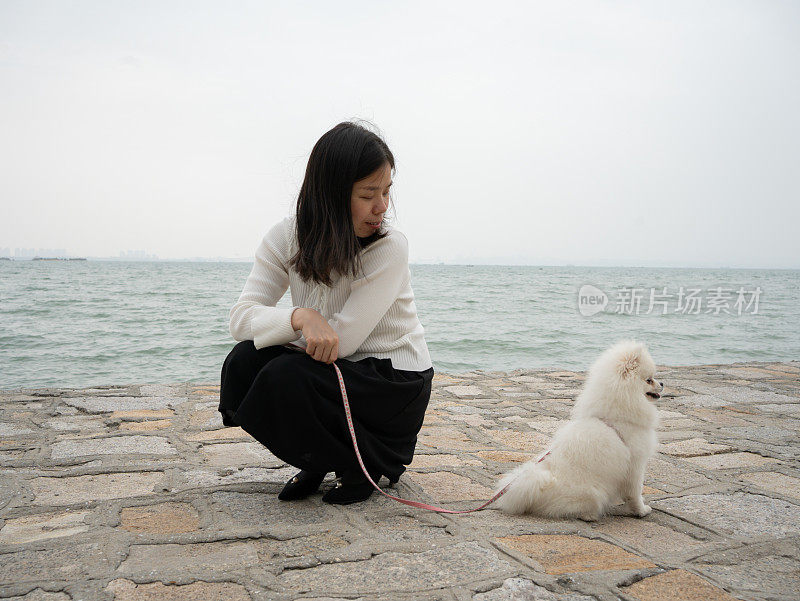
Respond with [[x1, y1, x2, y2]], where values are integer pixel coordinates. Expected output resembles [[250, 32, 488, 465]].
[[14, 247, 68, 258]]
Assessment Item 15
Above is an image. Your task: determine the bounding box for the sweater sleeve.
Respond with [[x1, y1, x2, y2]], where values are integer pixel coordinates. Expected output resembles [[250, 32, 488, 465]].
[[328, 231, 409, 358], [228, 218, 303, 349]]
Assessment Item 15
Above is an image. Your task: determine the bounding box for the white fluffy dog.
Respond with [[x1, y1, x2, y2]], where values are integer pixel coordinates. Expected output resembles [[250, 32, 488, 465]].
[[493, 339, 663, 521]]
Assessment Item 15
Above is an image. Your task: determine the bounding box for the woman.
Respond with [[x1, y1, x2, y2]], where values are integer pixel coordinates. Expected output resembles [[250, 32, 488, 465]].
[[218, 121, 434, 505]]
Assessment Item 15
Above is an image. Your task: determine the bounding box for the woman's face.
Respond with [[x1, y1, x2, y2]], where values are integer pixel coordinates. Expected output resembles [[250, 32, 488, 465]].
[[350, 162, 392, 238]]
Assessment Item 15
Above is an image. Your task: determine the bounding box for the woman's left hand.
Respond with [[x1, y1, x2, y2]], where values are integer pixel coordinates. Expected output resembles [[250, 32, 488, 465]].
[[291, 308, 339, 364]]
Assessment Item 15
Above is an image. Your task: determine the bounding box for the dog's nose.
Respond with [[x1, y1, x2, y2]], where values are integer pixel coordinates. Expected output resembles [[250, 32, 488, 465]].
[[659, 381, 664, 389]]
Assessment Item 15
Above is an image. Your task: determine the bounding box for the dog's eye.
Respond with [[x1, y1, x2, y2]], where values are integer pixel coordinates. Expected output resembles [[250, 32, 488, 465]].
[[646, 378, 653, 384]]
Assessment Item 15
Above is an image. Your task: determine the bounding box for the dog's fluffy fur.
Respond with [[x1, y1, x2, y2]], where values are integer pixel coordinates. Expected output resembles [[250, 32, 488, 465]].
[[493, 339, 663, 521]]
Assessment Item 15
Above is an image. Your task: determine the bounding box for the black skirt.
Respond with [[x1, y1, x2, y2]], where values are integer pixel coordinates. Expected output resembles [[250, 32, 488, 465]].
[[218, 340, 434, 482]]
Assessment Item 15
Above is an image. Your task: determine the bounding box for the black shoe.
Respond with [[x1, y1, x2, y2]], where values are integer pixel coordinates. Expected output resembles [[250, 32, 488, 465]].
[[278, 469, 326, 501], [220, 409, 238, 427], [322, 469, 380, 505]]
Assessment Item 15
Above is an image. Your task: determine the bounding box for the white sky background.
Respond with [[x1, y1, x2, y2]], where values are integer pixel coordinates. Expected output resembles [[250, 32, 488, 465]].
[[1, 1, 798, 268]]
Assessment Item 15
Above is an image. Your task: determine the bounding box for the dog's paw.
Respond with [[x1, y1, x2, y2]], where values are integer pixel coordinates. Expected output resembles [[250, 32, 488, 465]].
[[577, 513, 599, 522], [635, 504, 652, 517]]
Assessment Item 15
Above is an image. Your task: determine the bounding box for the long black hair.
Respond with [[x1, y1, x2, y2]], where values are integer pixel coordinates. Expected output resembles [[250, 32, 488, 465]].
[[288, 120, 395, 287]]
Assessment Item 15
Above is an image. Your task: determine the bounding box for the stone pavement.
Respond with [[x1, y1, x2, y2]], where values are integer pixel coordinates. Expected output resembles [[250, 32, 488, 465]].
[[1, 360, 798, 601]]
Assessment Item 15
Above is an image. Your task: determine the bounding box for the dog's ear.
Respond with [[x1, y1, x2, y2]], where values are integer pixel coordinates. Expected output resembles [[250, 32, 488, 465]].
[[617, 350, 641, 379]]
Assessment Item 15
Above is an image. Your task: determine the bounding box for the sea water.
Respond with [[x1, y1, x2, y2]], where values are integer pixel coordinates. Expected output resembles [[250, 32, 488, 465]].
[[1, 260, 798, 389]]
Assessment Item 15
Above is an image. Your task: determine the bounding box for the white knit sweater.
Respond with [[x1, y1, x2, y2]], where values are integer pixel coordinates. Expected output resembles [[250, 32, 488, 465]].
[[229, 215, 433, 371]]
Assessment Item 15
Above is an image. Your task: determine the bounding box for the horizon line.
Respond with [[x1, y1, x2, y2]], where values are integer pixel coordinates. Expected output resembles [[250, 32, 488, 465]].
[[3, 256, 799, 271]]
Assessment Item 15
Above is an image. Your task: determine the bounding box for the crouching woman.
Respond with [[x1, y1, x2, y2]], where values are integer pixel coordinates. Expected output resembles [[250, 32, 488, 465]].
[[218, 121, 434, 505]]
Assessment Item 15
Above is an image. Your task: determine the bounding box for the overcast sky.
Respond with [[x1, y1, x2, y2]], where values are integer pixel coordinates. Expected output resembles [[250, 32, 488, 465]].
[[1, 0, 798, 267]]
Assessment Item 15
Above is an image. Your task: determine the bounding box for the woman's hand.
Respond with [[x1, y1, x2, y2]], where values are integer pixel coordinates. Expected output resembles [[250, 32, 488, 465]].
[[291, 308, 339, 364]]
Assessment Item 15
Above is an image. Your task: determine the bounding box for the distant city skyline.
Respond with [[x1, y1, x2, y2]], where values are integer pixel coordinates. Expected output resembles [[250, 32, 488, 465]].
[[3, 246, 69, 258], [1, 246, 159, 259]]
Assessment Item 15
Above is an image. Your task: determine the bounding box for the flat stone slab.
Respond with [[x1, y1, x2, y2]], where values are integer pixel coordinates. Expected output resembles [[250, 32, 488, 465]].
[[654, 492, 800, 538], [644, 457, 714, 493], [444, 385, 486, 397], [177, 466, 296, 489], [276, 541, 516, 595], [50, 435, 176, 459], [63, 396, 181, 413], [591, 517, 711, 560], [0, 423, 34, 436], [357, 515, 451, 545], [737, 470, 800, 499], [757, 402, 800, 415], [417, 425, 492, 451], [495, 534, 656, 574], [3, 590, 72, 601], [488, 429, 551, 451], [209, 490, 341, 531], [119, 502, 200, 534], [28, 471, 166, 505], [110, 409, 175, 419], [0, 510, 90, 544], [0, 542, 123, 585], [407, 471, 494, 501], [199, 441, 285, 467], [658, 438, 731, 457], [183, 427, 252, 442], [1, 360, 798, 600], [719, 424, 796, 442], [472, 577, 595, 600], [117, 539, 263, 576], [409, 452, 478, 467], [476, 450, 532, 463], [106, 579, 251, 601], [683, 452, 781, 469], [691, 539, 800, 599], [119, 419, 172, 432], [620, 569, 740, 601]]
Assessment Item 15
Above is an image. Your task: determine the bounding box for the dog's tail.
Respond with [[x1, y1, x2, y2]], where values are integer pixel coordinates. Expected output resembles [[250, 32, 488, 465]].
[[492, 462, 556, 514]]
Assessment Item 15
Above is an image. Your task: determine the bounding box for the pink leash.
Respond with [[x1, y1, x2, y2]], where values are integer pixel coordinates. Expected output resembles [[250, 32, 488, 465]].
[[332, 362, 547, 514]]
